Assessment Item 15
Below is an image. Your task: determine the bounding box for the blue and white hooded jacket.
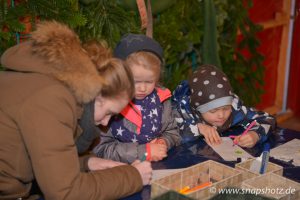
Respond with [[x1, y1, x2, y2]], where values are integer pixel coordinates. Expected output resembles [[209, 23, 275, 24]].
[[172, 80, 276, 144]]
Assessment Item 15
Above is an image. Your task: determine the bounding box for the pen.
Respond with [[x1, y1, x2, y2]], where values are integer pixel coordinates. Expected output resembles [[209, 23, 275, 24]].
[[231, 120, 257, 146], [178, 186, 190, 194], [181, 181, 212, 194], [241, 120, 257, 136], [259, 143, 270, 174]]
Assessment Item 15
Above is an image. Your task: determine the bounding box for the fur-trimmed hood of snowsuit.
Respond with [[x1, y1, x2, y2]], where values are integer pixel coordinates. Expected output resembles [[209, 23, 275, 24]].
[[1, 21, 103, 103]]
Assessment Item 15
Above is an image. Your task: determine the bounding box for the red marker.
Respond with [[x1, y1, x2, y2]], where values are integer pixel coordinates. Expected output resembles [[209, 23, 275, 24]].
[[230, 120, 257, 146]]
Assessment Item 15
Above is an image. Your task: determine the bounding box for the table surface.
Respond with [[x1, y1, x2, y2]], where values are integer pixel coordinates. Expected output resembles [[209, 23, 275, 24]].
[[122, 127, 300, 200]]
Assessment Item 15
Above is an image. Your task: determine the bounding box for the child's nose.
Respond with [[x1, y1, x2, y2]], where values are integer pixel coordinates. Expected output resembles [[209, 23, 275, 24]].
[[138, 83, 146, 91], [101, 116, 111, 126], [217, 111, 225, 118]]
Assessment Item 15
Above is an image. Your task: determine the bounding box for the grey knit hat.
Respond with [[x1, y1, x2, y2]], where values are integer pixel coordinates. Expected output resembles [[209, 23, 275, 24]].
[[114, 33, 163, 61], [188, 64, 233, 113]]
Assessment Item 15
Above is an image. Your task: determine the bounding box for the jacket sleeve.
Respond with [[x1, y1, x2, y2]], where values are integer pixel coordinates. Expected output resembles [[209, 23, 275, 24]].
[[171, 80, 202, 143], [93, 128, 147, 164], [231, 94, 276, 144], [18, 85, 143, 200], [160, 100, 181, 148]]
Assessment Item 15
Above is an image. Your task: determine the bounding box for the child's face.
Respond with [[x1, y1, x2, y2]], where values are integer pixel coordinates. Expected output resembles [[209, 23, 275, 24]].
[[130, 64, 158, 100], [201, 105, 232, 127], [94, 94, 129, 126]]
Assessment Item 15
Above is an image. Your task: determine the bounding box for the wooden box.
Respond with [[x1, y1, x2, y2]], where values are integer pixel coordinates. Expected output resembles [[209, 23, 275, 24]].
[[235, 158, 283, 182], [151, 160, 242, 200], [242, 173, 300, 199]]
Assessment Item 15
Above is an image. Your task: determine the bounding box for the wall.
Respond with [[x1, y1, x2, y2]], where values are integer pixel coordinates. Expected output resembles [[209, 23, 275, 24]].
[[287, 0, 300, 116], [247, 0, 293, 116]]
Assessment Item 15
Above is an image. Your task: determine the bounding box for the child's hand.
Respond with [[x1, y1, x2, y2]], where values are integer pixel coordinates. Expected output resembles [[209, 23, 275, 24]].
[[149, 143, 167, 161], [233, 131, 259, 148], [151, 138, 167, 146], [197, 123, 221, 145]]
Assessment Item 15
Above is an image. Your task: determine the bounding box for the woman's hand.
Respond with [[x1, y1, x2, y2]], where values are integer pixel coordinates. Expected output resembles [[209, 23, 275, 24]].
[[87, 157, 125, 171], [197, 123, 221, 145], [233, 131, 259, 148], [131, 160, 153, 185]]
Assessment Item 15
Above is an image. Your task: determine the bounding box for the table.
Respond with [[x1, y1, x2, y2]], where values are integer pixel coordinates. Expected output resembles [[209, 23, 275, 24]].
[[122, 127, 300, 200]]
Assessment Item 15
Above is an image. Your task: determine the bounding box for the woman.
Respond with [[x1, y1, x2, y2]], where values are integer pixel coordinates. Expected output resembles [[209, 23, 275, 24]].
[[0, 21, 152, 200]]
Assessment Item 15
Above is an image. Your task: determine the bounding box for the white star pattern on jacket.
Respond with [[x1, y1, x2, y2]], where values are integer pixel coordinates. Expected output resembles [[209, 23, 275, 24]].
[[148, 112, 153, 118], [110, 90, 163, 144], [117, 127, 124, 136], [152, 125, 158, 132], [151, 96, 156, 103], [132, 135, 138, 143], [152, 108, 158, 116]]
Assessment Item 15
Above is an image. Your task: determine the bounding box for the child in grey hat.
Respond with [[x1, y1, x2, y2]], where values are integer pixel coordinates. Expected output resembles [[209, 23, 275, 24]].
[[172, 64, 276, 147], [93, 34, 180, 163]]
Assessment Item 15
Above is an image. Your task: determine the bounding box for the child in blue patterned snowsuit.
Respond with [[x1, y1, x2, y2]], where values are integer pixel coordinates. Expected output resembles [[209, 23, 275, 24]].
[[172, 64, 276, 147]]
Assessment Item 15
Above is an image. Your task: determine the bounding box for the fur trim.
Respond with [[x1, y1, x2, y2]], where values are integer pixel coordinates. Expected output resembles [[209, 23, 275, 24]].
[[31, 21, 104, 103]]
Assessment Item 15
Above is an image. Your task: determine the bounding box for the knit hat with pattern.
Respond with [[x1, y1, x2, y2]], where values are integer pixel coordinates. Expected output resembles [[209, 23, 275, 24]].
[[188, 64, 233, 113]]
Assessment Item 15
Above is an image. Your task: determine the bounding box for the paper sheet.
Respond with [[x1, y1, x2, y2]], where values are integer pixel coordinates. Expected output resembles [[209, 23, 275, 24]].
[[151, 168, 185, 183], [207, 137, 253, 161], [270, 139, 300, 166]]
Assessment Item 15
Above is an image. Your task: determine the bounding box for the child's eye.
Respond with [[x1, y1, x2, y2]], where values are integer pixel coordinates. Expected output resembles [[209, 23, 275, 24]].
[[223, 106, 231, 111], [105, 110, 113, 115], [209, 109, 217, 113]]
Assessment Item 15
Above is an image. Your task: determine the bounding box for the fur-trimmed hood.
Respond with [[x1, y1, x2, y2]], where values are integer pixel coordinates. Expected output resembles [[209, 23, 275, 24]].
[[0, 21, 104, 103]]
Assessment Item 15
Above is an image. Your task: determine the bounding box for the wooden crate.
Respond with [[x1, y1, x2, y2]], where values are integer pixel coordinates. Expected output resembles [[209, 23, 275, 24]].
[[234, 168, 258, 184], [242, 173, 300, 200], [235, 158, 283, 182], [151, 160, 242, 200]]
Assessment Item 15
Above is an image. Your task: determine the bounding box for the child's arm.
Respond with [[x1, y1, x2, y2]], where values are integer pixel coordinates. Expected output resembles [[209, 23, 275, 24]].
[[231, 94, 276, 146], [159, 100, 181, 148], [197, 123, 221, 145], [171, 81, 202, 143], [93, 129, 148, 164], [173, 108, 201, 142]]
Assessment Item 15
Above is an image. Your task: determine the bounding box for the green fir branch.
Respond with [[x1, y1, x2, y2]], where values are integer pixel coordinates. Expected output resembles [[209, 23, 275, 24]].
[[77, 0, 138, 46]]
